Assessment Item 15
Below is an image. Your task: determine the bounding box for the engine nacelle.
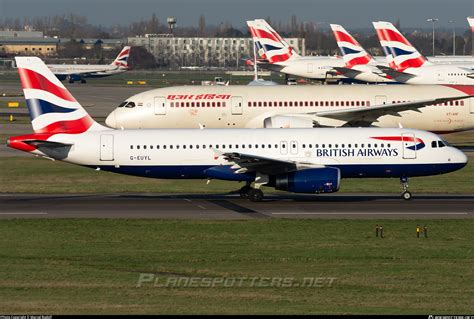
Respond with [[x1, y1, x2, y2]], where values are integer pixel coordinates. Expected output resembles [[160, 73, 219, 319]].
[[274, 167, 341, 194], [264, 115, 317, 128]]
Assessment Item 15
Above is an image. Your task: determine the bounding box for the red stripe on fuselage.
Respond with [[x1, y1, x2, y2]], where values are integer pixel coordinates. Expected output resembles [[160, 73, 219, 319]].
[[444, 85, 474, 95], [18, 68, 76, 102]]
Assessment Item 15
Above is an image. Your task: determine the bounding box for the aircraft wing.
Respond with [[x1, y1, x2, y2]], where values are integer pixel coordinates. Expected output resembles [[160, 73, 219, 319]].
[[313, 95, 473, 127], [219, 152, 323, 175]]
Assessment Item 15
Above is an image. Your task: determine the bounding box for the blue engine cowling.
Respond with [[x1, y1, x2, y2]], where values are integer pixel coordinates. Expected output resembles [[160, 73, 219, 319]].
[[274, 167, 341, 194]]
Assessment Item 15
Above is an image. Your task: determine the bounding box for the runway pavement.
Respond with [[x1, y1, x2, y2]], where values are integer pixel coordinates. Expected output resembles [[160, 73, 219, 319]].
[[0, 193, 472, 219]]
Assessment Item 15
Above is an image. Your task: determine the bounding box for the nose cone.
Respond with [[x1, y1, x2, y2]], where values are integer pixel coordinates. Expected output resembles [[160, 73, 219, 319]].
[[105, 110, 117, 128], [453, 149, 469, 167]]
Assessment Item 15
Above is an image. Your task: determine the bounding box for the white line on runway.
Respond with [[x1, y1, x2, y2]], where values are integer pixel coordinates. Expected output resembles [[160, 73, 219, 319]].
[[271, 212, 469, 215], [0, 212, 48, 215], [197, 205, 206, 210]]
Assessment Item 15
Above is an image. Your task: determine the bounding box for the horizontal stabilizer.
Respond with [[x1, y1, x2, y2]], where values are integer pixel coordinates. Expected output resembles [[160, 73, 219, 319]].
[[332, 67, 363, 79], [376, 65, 415, 82]]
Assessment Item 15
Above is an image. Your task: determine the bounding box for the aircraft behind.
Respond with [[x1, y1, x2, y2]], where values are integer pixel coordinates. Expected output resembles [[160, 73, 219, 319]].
[[47, 46, 131, 83], [106, 83, 474, 133], [373, 21, 474, 84], [8, 57, 468, 201]]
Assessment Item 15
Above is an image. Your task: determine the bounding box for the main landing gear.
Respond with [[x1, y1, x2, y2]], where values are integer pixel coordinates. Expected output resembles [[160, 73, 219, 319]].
[[400, 177, 412, 200], [239, 184, 264, 202], [238, 174, 268, 202]]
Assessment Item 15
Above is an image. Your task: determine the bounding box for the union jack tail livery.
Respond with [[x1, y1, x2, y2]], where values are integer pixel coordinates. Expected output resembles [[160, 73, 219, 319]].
[[247, 19, 299, 64], [468, 17, 474, 33], [330, 24, 374, 68], [16, 56, 104, 136], [373, 21, 430, 71], [111, 46, 131, 68]]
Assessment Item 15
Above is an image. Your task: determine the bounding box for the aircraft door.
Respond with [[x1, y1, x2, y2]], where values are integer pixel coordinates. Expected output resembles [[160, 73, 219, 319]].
[[468, 98, 474, 114], [154, 96, 166, 115], [100, 134, 114, 161], [402, 133, 416, 159], [307, 63, 314, 74], [375, 95, 387, 105], [231, 96, 243, 115]]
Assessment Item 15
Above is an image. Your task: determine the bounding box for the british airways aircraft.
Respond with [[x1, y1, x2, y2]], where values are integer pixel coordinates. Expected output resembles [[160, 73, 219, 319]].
[[329, 24, 394, 84], [8, 57, 468, 201], [247, 19, 472, 83], [373, 22, 474, 85], [47, 46, 131, 83]]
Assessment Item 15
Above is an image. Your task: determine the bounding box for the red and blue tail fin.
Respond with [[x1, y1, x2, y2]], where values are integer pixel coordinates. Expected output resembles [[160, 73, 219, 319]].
[[247, 19, 299, 64], [373, 21, 430, 71], [330, 24, 374, 68], [111, 46, 131, 68], [15, 56, 104, 135], [468, 17, 474, 33]]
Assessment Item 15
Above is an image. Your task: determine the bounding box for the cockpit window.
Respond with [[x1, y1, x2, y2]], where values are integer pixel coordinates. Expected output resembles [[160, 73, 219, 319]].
[[438, 141, 446, 148], [125, 102, 136, 108], [117, 101, 128, 108], [431, 141, 437, 148]]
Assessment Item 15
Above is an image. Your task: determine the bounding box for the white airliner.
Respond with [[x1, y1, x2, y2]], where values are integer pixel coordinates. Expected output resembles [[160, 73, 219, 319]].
[[105, 84, 474, 133], [247, 19, 347, 82], [47, 46, 130, 83], [8, 57, 468, 201], [373, 21, 474, 85], [247, 19, 472, 83]]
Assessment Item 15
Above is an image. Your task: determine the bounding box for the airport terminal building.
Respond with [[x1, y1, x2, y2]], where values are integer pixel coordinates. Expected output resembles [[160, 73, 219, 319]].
[[127, 34, 305, 68]]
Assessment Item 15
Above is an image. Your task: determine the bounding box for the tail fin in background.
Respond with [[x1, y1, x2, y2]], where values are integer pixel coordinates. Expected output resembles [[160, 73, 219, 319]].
[[468, 17, 474, 33], [111, 46, 131, 68], [15, 56, 105, 135], [372, 21, 430, 71], [330, 24, 374, 68], [247, 19, 300, 64]]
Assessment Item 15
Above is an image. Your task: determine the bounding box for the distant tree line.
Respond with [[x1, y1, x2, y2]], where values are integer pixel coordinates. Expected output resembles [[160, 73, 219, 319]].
[[1, 13, 472, 65]]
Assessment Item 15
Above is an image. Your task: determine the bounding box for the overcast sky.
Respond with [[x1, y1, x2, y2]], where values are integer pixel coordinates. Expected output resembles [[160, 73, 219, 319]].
[[1, 0, 473, 29]]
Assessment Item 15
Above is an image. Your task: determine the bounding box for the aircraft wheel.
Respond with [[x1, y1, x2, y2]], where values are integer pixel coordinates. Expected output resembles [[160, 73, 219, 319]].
[[239, 185, 252, 198], [81, 79, 86, 84], [248, 189, 264, 202], [402, 191, 412, 201]]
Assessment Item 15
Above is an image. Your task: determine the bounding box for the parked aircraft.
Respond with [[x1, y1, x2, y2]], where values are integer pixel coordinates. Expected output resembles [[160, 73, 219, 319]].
[[373, 21, 474, 84], [106, 84, 474, 133], [47, 46, 130, 83]]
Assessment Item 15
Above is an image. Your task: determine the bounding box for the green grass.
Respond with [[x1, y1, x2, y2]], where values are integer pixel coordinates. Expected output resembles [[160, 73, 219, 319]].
[[0, 155, 473, 194], [0, 219, 472, 314]]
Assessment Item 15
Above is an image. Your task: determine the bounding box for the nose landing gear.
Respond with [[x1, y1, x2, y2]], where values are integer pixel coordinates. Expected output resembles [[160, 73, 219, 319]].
[[400, 177, 412, 200]]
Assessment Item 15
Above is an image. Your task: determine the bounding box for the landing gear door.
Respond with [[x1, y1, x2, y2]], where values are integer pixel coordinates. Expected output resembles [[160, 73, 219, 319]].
[[231, 96, 243, 115], [100, 134, 114, 161], [402, 133, 416, 159], [154, 96, 166, 115]]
